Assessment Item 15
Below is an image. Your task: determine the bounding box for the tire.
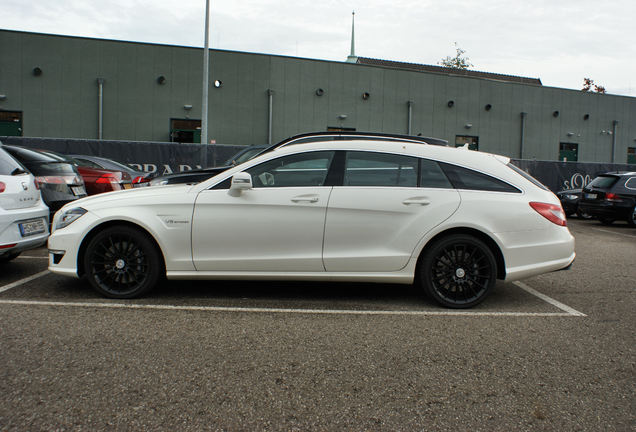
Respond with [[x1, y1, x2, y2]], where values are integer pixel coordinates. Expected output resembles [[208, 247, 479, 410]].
[[83, 226, 162, 298], [419, 234, 497, 309], [0, 252, 21, 263], [576, 206, 593, 220], [628, 205, 636, 227], [599, 218, 614, 225]]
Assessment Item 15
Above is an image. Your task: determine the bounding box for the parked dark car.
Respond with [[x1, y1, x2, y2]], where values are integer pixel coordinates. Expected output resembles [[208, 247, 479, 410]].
[[556, 189, 592, 219], [578, 172, 636, 226], [68, 154, 151, 186], [150, 131, 448, 186], [2, 145, 87, 219]]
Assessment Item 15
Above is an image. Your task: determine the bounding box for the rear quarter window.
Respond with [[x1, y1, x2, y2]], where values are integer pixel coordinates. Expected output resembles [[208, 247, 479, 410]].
[[623, 177, 636, 191], [0, 147, 26, 175], [440, 162, 520, 193]]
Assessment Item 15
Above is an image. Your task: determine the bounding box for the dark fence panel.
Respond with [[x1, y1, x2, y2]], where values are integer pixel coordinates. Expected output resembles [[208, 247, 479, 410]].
[[2, 137, 634, 191], [510, 159, 636, 192], [0, 137, 244, 176]]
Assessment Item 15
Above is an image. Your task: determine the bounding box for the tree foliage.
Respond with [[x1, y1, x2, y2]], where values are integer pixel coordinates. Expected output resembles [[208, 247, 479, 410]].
[[438, 42, 473, 69], [582, 77, 606, 94]]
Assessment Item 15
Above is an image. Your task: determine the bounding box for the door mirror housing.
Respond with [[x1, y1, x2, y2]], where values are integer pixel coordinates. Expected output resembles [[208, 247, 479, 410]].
[[230, 172, 252, 192]]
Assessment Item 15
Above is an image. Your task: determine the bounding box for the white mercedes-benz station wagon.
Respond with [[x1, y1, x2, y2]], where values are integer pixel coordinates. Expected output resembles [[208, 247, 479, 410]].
[[48, 137, 575, 308]]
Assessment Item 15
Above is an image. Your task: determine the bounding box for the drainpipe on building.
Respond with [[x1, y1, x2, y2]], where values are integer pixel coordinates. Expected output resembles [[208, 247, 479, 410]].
[[267, 89, 274, 145], [200, 0, 211, 168], [96, 78, 104, 139], [519, 112, 527, 159], [611, 120, 618, 163], [407, 101, 414, 135]]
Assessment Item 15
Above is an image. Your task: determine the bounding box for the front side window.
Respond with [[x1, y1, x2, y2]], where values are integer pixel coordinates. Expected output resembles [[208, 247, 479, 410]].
[[245, 151, 334, 188], [344, 151, 418, 187], [440, 162, 520, 193]]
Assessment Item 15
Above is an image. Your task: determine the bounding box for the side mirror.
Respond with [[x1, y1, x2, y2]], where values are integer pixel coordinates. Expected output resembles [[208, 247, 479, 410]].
[[230, 172, 252, 192]]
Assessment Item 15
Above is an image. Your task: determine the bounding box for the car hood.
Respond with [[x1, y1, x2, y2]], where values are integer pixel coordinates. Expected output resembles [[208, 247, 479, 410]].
[[59, 183, 194, 212]]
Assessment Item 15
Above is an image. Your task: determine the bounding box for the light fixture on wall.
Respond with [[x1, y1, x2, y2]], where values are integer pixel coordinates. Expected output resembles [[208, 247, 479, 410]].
[[315, 88, 324, 96], [157, 75, 167, 85], [0, 95, 6, 101], [464, 123, 473, 129], [552, 110, 560, 118], [583, 114, 590, 120], [183, 104, 193, 110], [338, 114, 348, 120], [32, 67, 42, 76], [447, 100, 455, 108], [214, 80, 223, 88], [484, 104, 492, 111], [566, 132, 574, 137], [362, 92, 370, 100]]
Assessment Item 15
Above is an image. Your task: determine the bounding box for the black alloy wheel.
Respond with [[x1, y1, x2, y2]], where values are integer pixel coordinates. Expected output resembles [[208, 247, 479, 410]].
[[83, 226, 162, 298], [420, 234, 497, 308]]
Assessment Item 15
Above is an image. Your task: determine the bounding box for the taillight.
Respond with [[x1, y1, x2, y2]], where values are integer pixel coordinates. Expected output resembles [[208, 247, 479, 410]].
[[36, 175, 83, 185], [605, 193, 623, 202], [96, 172, 122, 184], [0, 181, 5, 193], [529, 202, 567, 227], [33, 178, 40, 190]]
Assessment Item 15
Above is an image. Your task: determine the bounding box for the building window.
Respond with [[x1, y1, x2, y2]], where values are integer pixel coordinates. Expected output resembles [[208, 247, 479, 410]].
[[455, 135, 479, 151], [0, 111, 23, 136], [170, 118, 201, 143], [559, 142, 578, 162], [628, 147, 636, 164]]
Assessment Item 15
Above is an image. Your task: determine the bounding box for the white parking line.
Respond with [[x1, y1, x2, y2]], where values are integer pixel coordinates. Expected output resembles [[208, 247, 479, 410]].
[[591, 227, 636, 238], [0, 299, 579, 317], [0, 270, 50, 294], [15, 256, 49, 259], [0, 271, 585, 317], [513, 281, 586, 316]]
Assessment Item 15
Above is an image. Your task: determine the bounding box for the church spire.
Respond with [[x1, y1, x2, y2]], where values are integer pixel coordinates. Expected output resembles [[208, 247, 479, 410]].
[[346, 11, 358, 63]]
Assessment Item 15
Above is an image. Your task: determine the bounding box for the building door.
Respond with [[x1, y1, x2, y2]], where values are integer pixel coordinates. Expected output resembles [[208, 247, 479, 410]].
[[628, 147, 636, 164], [0, 111, 23, 136], [455, 135, 479, 150], [170, 118, 201, 143], [559, 142, 578, 162]]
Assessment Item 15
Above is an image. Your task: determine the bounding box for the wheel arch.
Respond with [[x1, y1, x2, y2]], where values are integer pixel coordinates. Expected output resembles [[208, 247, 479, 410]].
[[416, 227, 506, 280], [77, 220, 167, 278]]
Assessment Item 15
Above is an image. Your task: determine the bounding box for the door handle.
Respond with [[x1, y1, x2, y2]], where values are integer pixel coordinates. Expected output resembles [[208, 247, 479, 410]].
[[402, 197, 430, 206], [291, 195, 319, 203]]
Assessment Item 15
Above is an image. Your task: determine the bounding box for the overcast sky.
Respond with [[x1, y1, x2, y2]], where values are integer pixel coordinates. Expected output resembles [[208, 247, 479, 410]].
[[4, 0, 635, 96]]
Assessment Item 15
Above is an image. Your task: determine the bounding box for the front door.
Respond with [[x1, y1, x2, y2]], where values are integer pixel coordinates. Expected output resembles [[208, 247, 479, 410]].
[[191, 151, 335, 272]]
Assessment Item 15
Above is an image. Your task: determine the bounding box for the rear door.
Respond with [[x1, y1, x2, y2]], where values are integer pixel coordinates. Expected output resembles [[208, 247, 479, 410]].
[[322, 151, 460, 272]]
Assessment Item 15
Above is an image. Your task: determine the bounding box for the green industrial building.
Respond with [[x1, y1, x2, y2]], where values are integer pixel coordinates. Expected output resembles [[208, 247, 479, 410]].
[[1, 29, 635, 164]]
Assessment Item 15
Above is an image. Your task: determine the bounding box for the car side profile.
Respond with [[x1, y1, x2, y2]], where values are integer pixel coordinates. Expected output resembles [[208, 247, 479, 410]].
[[47, 138, 575, 308]]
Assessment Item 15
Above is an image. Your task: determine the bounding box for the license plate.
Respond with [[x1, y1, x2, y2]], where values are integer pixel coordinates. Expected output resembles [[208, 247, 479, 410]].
[[19, 218, 46, 237], [71, 185, 86, 196], [123, 183, 133, 189], [585, 193, 597, 199]]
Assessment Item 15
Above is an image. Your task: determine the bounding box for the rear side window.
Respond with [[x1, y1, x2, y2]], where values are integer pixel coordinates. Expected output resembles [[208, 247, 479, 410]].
[[625, 177, 636, 190], [507, 163, 549, 191], [344, 151, 418, 187], [420, 158, 453, 188], [440, 162, 520, 193], [589, 175, 619, 189], [0, 147, 26, 175]]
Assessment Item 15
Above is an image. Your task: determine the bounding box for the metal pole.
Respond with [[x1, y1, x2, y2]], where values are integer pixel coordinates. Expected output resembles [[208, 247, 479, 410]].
[[520, 112, 527, 159], [611, 120, 618, 163], [97, 78, 104, 139], [407, 101, 413, 135], [201, 0, 210, 167], [267, 89, 274, 145]]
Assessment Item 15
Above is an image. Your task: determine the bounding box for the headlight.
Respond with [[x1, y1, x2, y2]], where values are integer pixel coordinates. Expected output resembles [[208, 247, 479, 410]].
[[565, 194, 579, 200], [56, 207, 87, 230]]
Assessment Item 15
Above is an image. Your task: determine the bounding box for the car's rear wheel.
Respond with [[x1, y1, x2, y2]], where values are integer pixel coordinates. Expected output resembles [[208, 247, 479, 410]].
[[576, 207, 593, 219], [83, 226, 162, 298], [0, 252, 21, 263], [628, 205, 636, 227], [419, 234, 497, 308]]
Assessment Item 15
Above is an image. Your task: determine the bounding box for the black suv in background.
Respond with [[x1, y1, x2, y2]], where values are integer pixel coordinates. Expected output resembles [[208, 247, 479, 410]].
[[579, 172, 636, 226]]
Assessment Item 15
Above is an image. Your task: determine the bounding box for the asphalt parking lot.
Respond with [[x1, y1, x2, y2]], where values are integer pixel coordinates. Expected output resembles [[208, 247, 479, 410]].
[[0, 219, 634, 431]]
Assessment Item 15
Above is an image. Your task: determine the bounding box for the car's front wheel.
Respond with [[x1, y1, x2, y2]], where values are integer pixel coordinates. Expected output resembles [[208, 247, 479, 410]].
[[83, 226, 162, 298], [628, 205, 636, 227], [419, 234, 497, 308]]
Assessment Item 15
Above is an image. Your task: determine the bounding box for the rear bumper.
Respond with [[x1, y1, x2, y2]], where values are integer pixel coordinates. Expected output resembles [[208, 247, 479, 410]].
[[0, 205, 50, 256], [578, 202, 631, 219]]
